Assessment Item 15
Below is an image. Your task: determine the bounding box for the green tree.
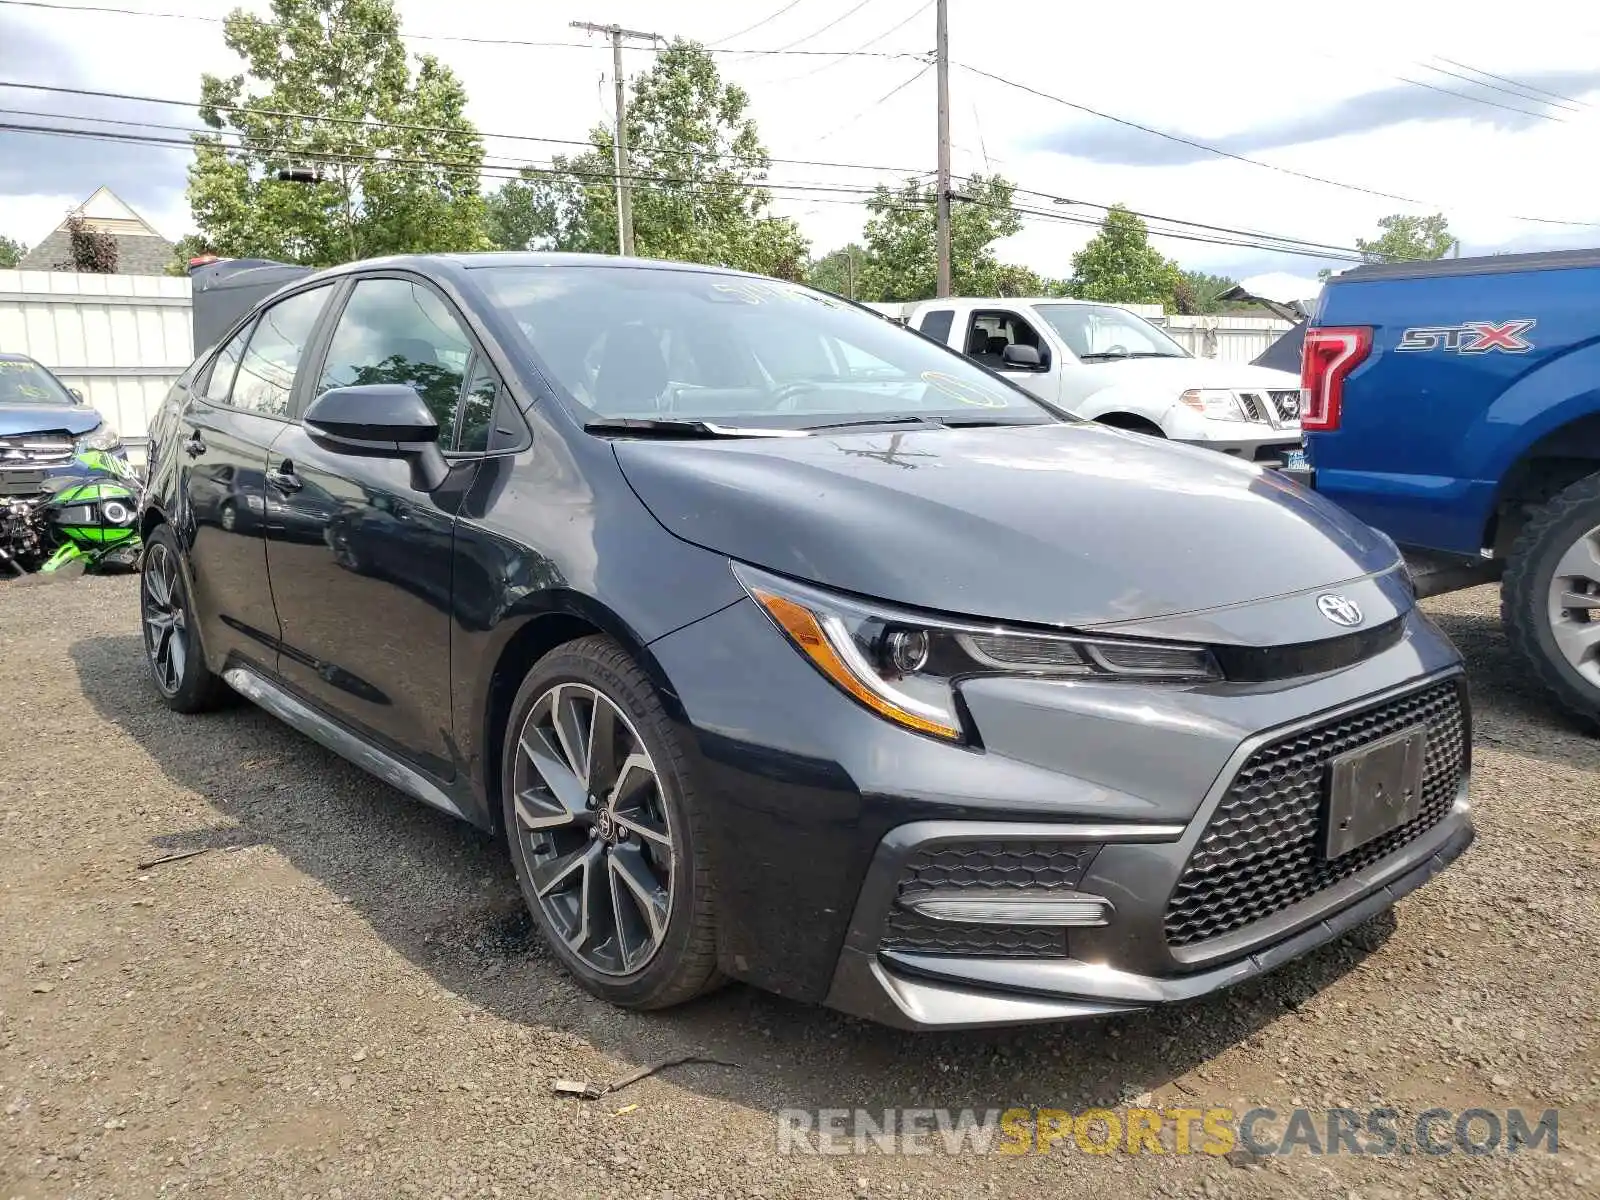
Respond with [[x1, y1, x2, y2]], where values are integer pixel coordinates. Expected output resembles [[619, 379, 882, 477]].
[[186, 0, 489, 266], [0, 235, 26, 269], [857, 173, 1024, 302], [485, 41, 807, 278], [1069, 205, 1180, 306], [1172, 269, 1238, 314], [806, 243, 866, 298], [1358, 213, 1455, 263]]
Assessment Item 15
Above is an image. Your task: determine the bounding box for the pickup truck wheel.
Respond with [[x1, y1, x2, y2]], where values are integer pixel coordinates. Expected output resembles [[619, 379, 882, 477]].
[[1502, 472, 1600, 724]]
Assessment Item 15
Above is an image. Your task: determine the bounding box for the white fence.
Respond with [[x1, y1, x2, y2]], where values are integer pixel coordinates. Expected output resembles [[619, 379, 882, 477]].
[[1153, 314, 1292, 364], [0, 269, 194, 463]]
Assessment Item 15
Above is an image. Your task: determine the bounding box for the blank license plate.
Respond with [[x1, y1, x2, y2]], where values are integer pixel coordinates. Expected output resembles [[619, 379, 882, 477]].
[[1323, 726, 1428, 859]]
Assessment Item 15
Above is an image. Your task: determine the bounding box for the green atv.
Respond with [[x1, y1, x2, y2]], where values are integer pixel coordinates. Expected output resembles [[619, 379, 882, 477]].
[[0, 449, 143, 577]]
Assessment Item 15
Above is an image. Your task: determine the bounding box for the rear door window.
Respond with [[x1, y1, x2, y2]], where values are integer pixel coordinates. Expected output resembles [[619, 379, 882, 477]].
[[227, 286, 334, 417], [917, 308, 954, 343], [199, 325, 252, 405]]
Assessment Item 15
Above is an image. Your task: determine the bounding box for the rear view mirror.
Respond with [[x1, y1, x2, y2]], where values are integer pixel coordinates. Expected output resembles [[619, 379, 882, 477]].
[[303, 384, 449, 492], [1002, 344, 1043, 369], [69, 387, 84, 402]]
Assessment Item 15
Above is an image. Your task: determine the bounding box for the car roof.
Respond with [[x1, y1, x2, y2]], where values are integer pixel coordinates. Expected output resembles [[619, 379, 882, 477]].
[[291, 250, 776, 284], [0, 351, 43, 363]]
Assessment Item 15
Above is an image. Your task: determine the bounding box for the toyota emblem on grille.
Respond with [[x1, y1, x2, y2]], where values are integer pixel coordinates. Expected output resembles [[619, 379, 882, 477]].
[[1317, 594, 1363, 627]]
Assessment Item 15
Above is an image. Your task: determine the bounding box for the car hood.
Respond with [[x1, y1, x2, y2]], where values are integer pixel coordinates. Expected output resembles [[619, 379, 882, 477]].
[[0, 404, 101, 438], [612, 422, 1399, 631], [1075, 355, 1299, 394]]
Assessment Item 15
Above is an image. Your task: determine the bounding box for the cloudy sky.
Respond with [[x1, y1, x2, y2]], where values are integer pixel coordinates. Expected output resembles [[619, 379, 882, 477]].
[[3, 0, 1600, 285]]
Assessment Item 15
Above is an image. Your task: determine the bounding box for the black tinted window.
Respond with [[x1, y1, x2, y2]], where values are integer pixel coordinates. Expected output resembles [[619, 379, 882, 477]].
[[456, 357, 500, 453], [318, 279, 472, 440], [230, 287, 332, 417], [917, 308, 954, 342]]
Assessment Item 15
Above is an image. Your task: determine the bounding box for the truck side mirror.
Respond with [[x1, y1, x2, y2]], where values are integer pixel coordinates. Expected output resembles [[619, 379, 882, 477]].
[[1002, 344, 1043, 370]]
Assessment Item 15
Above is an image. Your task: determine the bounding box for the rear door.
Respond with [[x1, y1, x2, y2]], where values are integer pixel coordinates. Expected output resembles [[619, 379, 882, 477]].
[[177, 285, 336, 671], [263, 273, 492, 778]]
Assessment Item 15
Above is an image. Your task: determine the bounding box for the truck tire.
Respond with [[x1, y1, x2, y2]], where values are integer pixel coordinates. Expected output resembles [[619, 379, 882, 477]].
[[1502, 471, 1600, 725]]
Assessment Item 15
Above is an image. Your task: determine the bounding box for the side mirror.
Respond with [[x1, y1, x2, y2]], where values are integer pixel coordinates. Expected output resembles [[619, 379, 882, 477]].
[[69, 387, 84, 402], [1001, 344, 1043, 370], [303, 384, 449, 492]]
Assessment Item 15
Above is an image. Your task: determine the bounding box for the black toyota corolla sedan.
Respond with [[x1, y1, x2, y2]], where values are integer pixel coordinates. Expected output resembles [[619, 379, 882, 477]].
[[138, 253, 1471, 1029]]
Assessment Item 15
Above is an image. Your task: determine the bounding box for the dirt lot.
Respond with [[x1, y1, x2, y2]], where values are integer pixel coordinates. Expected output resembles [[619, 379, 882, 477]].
[[1, 576, 1597, 1199]]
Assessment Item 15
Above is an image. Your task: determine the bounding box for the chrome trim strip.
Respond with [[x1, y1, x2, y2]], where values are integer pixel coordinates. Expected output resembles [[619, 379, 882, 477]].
[[887, 820, 1186, 844], [901, 889, 1113, 927], [222, 665, 469, 822]]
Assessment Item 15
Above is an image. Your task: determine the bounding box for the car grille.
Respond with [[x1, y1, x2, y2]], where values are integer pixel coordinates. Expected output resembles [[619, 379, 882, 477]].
[[0, 433, 73, 496], [1164, 679, 1468, 948], [1236, 391, 1301, 428], [880, 841, 1099, 958]]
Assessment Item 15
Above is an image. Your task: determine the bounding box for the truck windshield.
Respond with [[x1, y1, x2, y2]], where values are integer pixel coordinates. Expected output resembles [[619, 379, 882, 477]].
[[0, 359, 76, 405], [1033, 304, 1189, 361], [475, 266, 1060, 429]]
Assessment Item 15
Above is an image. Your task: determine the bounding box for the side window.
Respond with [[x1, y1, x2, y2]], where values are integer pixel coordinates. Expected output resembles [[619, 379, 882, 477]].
[[965, 310, 1050, 371], [199, 324, 252, 405], [230, 286, 333, 417], [917, 308, 954, 343], [456, 357, 500, 453], [317, 278, 472, 441]]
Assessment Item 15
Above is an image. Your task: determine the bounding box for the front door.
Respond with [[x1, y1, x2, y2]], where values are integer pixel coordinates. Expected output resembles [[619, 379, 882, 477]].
[[960, 308, 1058, 403], [264, 275, 486, 779], [177, 287, 334, 670]]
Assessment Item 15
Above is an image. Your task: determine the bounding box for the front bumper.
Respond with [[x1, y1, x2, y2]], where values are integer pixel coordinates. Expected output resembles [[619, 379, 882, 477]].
[[824, 801, 1471, 1030]]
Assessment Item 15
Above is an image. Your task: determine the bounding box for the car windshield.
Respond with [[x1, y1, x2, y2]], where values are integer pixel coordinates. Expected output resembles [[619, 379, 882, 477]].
[[1032, 304, 1189, 360], [0, 359, 75, 405], [474, 266, 1058, 428]]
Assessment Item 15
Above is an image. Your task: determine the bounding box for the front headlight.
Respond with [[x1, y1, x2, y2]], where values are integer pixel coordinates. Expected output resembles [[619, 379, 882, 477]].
[[74, 422, 122, 452], [1179, 389, 1246, 422], [734, 563, 1222, 743]]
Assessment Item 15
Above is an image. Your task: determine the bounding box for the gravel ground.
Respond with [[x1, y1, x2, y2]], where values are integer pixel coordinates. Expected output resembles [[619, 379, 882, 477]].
[[1, 576, 1596, 1199]]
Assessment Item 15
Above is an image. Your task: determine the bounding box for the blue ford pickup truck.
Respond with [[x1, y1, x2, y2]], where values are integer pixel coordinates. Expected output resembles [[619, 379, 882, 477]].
[[1296, 247, 1600, 722]]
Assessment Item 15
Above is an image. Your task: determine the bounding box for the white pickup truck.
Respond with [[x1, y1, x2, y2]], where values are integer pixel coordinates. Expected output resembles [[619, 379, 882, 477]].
[[902, 296, 1303, 466]]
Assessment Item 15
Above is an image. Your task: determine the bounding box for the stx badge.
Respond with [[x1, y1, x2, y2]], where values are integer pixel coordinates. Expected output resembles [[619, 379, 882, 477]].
[[1396, 320, 1536, 354]]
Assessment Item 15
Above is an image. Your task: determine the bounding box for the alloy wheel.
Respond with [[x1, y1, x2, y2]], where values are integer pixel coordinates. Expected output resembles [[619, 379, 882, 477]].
[[141, 542, 188, 695], [1547, 524, 1600, 686], [512, 683, 675, 976]]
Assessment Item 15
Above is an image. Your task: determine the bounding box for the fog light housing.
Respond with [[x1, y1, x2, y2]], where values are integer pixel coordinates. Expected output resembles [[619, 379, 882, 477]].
[[901, 891, 1112, 927]]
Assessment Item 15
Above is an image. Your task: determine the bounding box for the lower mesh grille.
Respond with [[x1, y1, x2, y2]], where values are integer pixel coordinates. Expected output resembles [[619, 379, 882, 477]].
[[1164, 679, 1468, 947], [880, 841, 1098, 958]]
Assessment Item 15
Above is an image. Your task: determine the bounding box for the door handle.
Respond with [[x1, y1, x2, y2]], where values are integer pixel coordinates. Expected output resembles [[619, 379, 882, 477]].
[[265, 463, 303, 494], [183, 431, 206, 458]]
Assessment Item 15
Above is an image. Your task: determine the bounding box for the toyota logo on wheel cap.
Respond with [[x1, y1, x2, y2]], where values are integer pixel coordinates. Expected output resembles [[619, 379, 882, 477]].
[[1317, 594, 1363, 627]]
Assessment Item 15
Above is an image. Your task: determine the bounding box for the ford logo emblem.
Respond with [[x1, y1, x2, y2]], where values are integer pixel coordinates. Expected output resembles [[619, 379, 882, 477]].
[[1317, 594, 1363, 627]]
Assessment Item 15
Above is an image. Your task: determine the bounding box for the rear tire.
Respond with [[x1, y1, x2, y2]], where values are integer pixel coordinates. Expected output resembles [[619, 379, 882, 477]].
[[139, 524, 230, 713], [501, 635, 723, 1009], [1502, 471, 1600, 725]]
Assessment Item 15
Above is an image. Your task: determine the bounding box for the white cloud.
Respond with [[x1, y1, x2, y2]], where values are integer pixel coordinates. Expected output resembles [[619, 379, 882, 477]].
[[3, 0, 1598, 277]]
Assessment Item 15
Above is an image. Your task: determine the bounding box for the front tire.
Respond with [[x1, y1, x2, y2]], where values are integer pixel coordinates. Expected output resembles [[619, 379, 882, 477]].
[[501, 636, 722, 1009], [140, 524, 229, 713], [1502, 472, 1600, 724]]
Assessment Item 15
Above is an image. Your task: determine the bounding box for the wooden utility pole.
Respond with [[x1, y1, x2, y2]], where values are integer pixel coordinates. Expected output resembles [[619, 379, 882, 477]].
[[571, 20, 662, 257], [934, 0, 951, 297]]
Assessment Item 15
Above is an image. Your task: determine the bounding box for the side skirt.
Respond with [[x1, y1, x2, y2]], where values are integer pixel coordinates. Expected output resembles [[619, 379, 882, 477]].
[[222, 664, 479, 827]]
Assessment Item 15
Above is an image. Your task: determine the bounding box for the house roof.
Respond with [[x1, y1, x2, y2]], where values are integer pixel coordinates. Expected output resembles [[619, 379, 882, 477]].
[[16, 187, 175, 276]]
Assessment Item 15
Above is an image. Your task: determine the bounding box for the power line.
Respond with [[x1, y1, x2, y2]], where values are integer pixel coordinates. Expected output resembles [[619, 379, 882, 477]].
[[1415, 60, 1582, 113], [1434, 56, 1589, 109], [706, 0, 807, 47], [0, 79, 939, 177], [754, 0, 877, 55], [758, 0, 933, 86], [806, 61, 933, 145], [1394, 70, 1563, 123], [0, 0, 912, 58], [957, 61, 1600, 229]]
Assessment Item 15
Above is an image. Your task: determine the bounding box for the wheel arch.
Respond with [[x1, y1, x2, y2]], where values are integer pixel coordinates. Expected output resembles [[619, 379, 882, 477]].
[[1093, 411, 1166, 436], [1485, 412, 1600, 556], [475, 592, 685, 836]]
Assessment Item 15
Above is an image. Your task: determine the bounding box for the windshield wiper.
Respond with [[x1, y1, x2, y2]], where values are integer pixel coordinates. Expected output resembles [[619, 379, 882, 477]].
[[583, 417, 807, 439], [804, 415, 939, 432], [1078, 350, 1132, 361]]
